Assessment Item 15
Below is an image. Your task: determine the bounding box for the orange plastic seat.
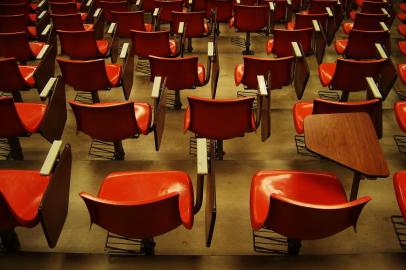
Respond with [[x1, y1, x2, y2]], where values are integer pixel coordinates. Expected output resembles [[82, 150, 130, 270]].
[[79, 170, 194, 250], [334, 29, 390, 59], [401, 3, 406, 12], [293, 98, 382, 135], [184, 96, 255, 140], [131, 30, 177, 58], [0, 32, 45, 62], [393, 171, 406, 222], [399, 24, 406, 37], [235, 56, 294, 89], [112, 11, 153, 38], [342, 13, 388, 34], [397, 64, 406, 85], [250, 170, 371, 244], [18, 65, 37, 87], [394, 101, 406, 133], [266, 28, 313, 56], [57, 30, 111, 60], [399, 41, 406, 56]]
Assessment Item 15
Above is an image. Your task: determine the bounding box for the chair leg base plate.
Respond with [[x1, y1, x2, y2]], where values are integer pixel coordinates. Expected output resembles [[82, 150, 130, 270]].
[[394, 135, 406, 155], [252, 228, 289, 255], [242, 50, 255, 55], [88, 139, 125, 161], [391, 215, 406, 251], [295, 135, 323, 159], [104, 232, 155, 255]]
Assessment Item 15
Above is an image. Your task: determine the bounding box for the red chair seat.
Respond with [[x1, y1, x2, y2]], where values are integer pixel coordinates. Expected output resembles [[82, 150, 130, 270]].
[[334, 39, 348, 55], [234, 63, 244, 86], [96, 40, 110, 56], [169, 39, 176, 56], [30, 3, 38, 11], [398, 41, 406, 56], [318, 63, 336, 87], [394, 171, 406, 222], [401, 3, 406, 12], [144, 23, 153, 32], [394, 101, 406, 133], [398, 64, 406, 85], [15, 103, 47, 133], [356, 0, 363, 7], [292, 101, 313, 134], [98, 171, 194, 229], [77, 2, 82, 10], [29, 42, 46, 57], [300, 10, 309, 15], [28, 13, 37, 23], [92, 102, 152, 135], [0, 170, 50, 228], [18, 65, 37, 88], [28, 26, 37, 38], [398, 13, 406, 22], [229, 17, 234, 28], [250, 170, 349, 231], [84, 24, 94, 31], [286, 21, 295, 30], [197, 63, 205, 85], [342, 23, 353, 35], [105, 64, 122, 87], [204, 22, 209, 33], [399, 25, 406, 37], [350, 10, 357, 21], [266, 39, 274, 55], [80, 12, 88, 22]]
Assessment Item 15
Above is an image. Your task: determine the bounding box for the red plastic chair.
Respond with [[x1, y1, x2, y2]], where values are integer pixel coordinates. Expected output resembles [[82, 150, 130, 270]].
[[131, 30, 179, 58], [230, 4, 269, 54], [50, 2, 88, 22], [286, 12, 328, 32], [393, 171, 406, 223], [69, 101, 152, 159], [334, 29, 390, 59], [235, 56, 294, 89], [0, 141, 71, 250], [0, 3, 37, 24], [57, 57, 131, 102], [262, 0, 291, 23], [266, 28, 313, 57], [154, 0, 184, 24], [205, 0, 232, 24], [0, 14, 37, 39], [351, 1, 391, 20], [171, 11, 211, 52], [394, 101, 406, 134], [342, 13, 388, 34], [0, 31, 46, 62], [50, 0, 83, 10], [305, 0, 341, 14], [99, 1, 129, 22], [112, 11, 153, 38], [79, 170, 194, 254], [250, 170, 371, 255], [0, 0, 47, 13], [318, 58, 385, 100], [57, 29, 112, 60], [51, 13, 94, 31]]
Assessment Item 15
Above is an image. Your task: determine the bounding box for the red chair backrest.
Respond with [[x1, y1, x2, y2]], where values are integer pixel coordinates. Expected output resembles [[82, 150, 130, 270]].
[[205, 0, 233, 22], [261, 0, 288, 21], [0, 14, 27, 34], [0, 58, 27, 93], [308, 0, 338, 14], [330, 58, 385, 92], [192, 0, 206, 11], [233, 4, 269, 32], [50, 2, 78, 14], [52, 13, 86, 31], [154, 0, 184, 23], [0, 32, 33, 62], [0, 97, 27, 138], [69, 101, 139, 141], [272, 28, 313, 57], [112, 11, 148, 38], [141, 0, 155, 12], [187, 96, 254, 140], [312, 98, 382, 138], [360, 1, 388, 13], [149, 56, 200, 90], [293, 13, 328, 32], [58, 30, 100, 60], [99, 1, 129, 22], [0, 3, 30, 17], [344, 29, 390, 59], [242, 56, 294, 89], [171, 11, 206, 37], [49, 0, 78, 3], [264, 194, 371, 240], [131, 30, 172, 58], [353, 13, 388, 31], [80, 192, 183, 239], [57, 58, 112, 91]]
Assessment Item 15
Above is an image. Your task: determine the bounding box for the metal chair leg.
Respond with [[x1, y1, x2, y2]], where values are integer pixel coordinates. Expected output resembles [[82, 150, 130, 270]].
[[7, 137, 23, 160]]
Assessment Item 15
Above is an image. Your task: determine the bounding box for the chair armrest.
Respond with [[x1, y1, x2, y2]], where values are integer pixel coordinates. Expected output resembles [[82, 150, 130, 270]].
[[255, 75, 271, 141], [36, 44, 50, 60], [34, 44, 57, 91], [292, 42, 310, 100], [175, 21, 186, 56], [257, 75, 268, 97], [93, 8, 105, 39], [135, 0, 142, 10], [107, 22, 117, 34], [106, 23, 118, 62], [380, 21, 389, 32], [40, 140, 63, 176], [326, 7, 333, 17], [188, 0, 193, 11], [39, 77, 57, 100], [153, 8, 161, 31], [38, 0, 47, 9], [236, 0, 241, 4], [203, 42, 215, 85], [291, 41, 302, 58], [366, 77, 382, 100], [269, 1, 275, 11], [375, 43, 388, 59], [116, 43, 134, 100], [312, 19, 321, 32], [381, 8, 389, 17], [197, 138, 208, 175], [151, 76, 168, 151]]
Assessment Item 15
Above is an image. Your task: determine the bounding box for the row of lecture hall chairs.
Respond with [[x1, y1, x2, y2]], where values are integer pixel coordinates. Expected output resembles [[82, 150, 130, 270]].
[[0, 0, 406, 256]]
